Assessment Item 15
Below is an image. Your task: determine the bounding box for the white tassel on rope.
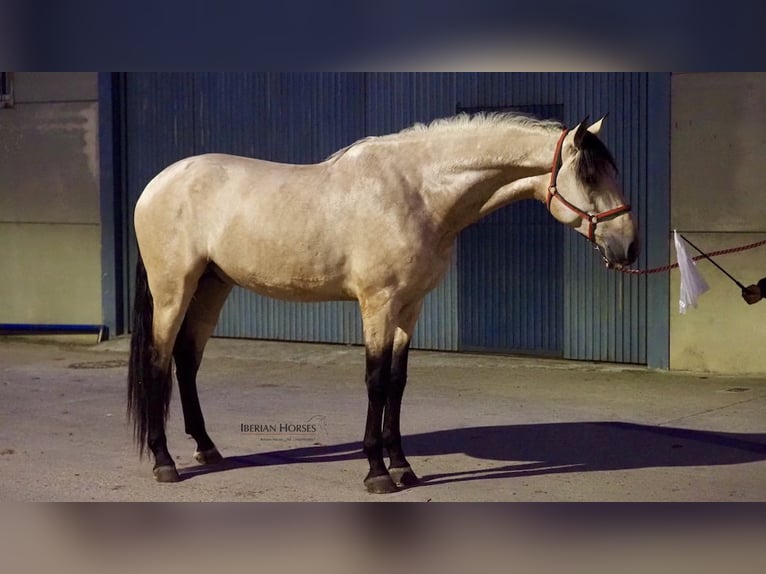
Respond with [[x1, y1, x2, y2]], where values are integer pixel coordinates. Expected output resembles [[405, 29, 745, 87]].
[[674, 230, 709, 314]]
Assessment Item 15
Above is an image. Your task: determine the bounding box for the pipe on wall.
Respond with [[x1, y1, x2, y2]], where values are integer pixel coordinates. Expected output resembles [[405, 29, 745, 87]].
[[0, 324, 109, 343]]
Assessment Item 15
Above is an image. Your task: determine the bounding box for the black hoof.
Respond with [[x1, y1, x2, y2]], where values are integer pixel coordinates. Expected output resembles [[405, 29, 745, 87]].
[[389, 466, 420, 488], [194, 447, 223, 465], [153, 465, 180, 483], [364, 474, 399, 494]]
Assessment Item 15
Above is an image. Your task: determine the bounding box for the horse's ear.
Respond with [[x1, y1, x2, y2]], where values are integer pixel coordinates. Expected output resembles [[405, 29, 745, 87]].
[[573, 116, 590, 149], [587, 114, 608, 136]]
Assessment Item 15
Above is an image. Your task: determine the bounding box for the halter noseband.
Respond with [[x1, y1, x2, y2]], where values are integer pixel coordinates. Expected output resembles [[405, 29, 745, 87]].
[[546, 128, 631, 243]]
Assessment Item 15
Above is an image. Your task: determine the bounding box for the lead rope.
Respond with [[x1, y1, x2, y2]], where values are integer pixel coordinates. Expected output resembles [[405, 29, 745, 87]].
[[616, 238, 766, 275]]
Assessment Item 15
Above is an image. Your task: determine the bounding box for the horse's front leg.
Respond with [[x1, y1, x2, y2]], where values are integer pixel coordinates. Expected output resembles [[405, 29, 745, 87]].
[[383, 301, 423, 488], [384, 337, 419, 487], [361, 300, 398, 494], [362, 347, 396, 493]]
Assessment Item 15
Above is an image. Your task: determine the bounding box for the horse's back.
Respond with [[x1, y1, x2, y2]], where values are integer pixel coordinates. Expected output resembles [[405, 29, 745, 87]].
[[135, 153, 326, 232], [137, 153, 317, 205], [134, 154, 359, 300]]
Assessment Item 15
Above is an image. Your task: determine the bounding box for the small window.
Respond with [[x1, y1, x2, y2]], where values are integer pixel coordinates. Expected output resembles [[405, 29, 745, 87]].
[[1, 72, 15, 108]]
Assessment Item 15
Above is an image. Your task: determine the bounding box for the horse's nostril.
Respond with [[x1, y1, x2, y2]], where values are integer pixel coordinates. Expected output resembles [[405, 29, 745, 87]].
[[627, 241, 638, 263]]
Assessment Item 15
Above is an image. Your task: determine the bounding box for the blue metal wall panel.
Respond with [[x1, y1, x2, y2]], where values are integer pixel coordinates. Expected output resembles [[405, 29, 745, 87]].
[[458, 201, 564, 355]]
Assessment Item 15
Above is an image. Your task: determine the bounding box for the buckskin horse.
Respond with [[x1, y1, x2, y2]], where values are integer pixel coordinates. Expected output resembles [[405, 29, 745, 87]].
[[128, 113, 637, 493]]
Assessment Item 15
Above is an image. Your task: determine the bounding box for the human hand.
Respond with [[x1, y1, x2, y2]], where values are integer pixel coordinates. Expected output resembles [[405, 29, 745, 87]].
[[742, 284, 762, 305]]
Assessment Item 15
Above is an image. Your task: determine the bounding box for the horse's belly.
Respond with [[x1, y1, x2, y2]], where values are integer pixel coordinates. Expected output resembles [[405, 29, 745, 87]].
[[237, 275, 354, 302], [214, 253, 354, 303]]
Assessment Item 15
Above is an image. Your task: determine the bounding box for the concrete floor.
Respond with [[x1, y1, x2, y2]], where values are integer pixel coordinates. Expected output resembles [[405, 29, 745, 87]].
[[1, 336, 766, 501]]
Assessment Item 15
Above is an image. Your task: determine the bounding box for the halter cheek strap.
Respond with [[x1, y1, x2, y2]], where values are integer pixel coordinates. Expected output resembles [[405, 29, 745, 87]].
[[546, 128, 631, 243]]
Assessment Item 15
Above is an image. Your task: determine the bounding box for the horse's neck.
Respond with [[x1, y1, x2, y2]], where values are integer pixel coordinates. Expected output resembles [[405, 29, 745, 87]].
[[417, 128, 557, 238]]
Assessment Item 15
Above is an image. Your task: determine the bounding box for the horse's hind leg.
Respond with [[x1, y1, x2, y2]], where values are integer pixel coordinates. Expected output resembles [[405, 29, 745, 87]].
[[128, 252, 206, 484], [173, 271, 233, 465], [384, 300, 423, 488], [147, 287, 200, 483]]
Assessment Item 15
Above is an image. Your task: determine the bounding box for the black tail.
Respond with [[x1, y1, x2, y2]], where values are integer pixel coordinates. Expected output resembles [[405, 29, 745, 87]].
[[127, 251, 172, 458]]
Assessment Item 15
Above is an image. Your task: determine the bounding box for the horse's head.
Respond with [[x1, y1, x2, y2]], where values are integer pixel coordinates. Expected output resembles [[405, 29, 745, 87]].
[[546, 117, 638, 269]]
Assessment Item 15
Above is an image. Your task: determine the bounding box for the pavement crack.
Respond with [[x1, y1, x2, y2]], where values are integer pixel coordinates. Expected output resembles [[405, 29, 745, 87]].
[[658, 393, 766, 427]]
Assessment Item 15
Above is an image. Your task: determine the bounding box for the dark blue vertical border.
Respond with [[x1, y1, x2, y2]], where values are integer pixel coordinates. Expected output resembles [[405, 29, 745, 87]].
[[98, 72, 126, 337], [645, 73, 671, 369]]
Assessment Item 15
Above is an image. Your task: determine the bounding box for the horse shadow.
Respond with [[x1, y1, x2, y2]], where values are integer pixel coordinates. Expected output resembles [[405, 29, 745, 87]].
[[178, 421, 766, 487]]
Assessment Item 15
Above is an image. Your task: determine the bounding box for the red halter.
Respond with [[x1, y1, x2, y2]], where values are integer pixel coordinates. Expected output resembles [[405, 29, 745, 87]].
[[546, 128, 631, 242]]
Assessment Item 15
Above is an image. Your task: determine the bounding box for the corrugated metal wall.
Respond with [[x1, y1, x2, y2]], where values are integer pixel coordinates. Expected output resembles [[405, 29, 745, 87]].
[[120, 73, 665, 364]]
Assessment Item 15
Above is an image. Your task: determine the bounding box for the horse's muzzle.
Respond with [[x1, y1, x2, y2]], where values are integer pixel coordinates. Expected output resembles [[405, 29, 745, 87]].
[[598, 239, 638, 270]]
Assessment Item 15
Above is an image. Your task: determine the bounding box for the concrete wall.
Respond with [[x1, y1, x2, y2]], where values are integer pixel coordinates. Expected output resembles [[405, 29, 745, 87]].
[[670, 72, 766, 373], [0, 72, 102, 325]]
